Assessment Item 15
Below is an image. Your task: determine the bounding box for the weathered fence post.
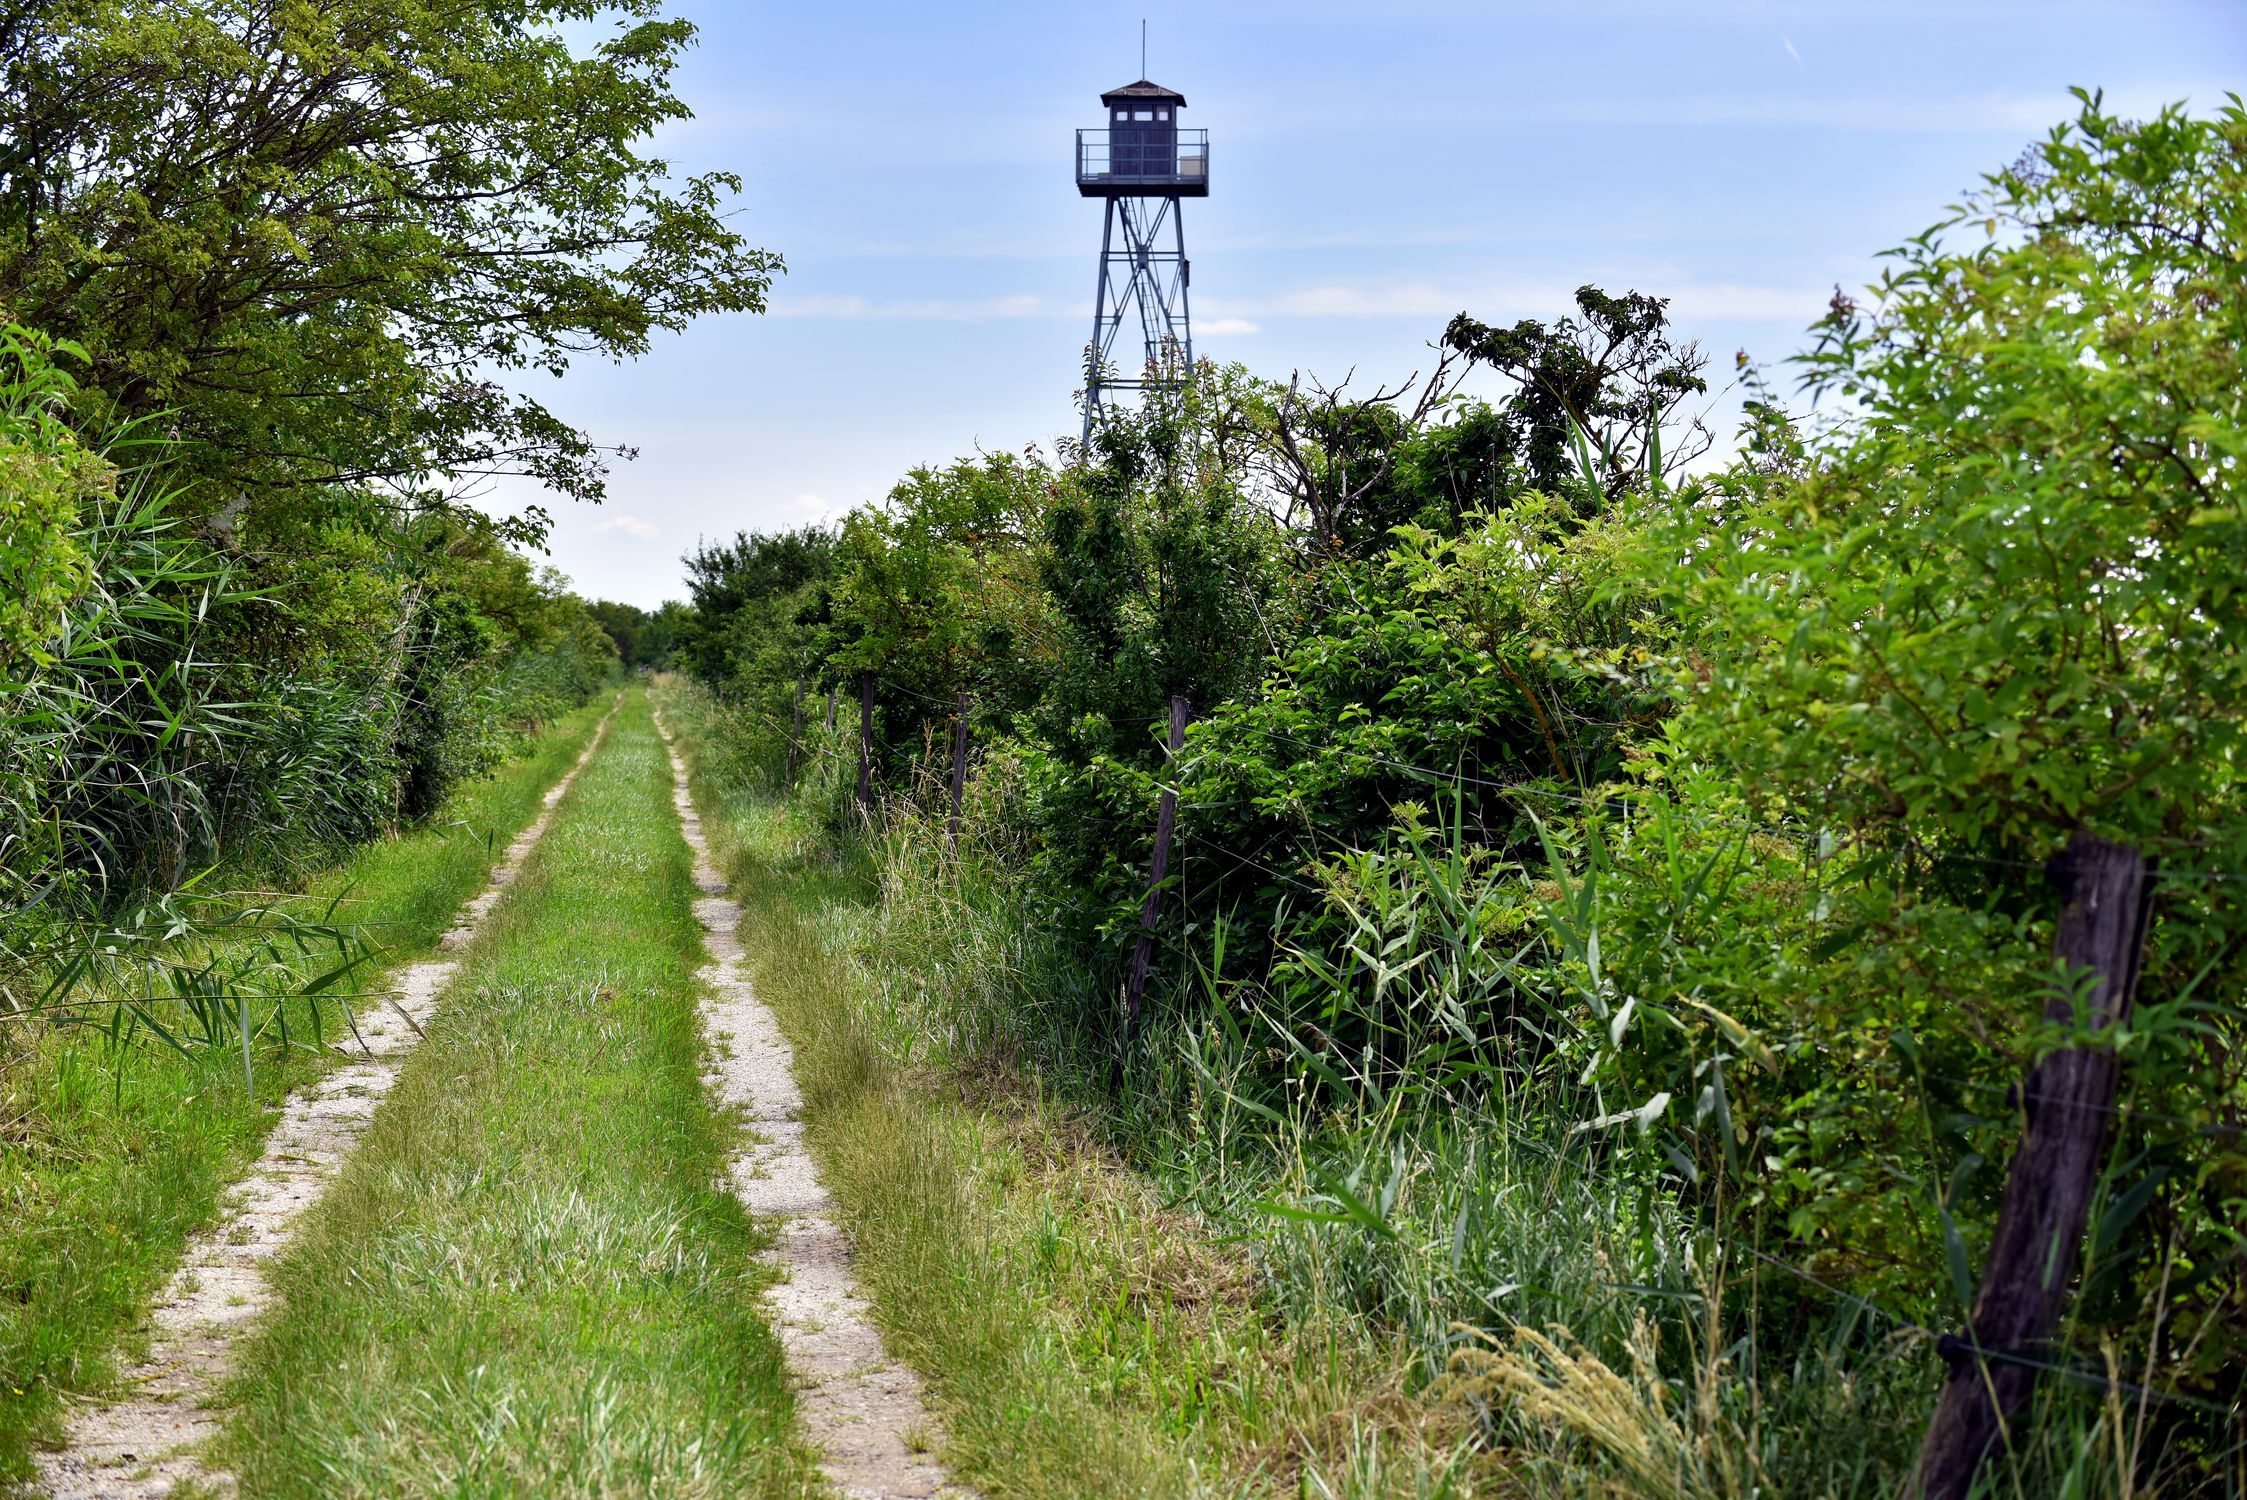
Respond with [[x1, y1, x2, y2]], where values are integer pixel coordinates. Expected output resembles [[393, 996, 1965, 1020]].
[[1913, 830, 2153, 1499], [856, 671, 876, 818], [947, 691, 972, 849], [1120, 694, 1191, 1053], [788, 676, 806, 779]]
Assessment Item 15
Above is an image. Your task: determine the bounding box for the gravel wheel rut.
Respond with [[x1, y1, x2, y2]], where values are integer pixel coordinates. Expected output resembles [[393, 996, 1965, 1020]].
[[659, 718, 970, 1500]]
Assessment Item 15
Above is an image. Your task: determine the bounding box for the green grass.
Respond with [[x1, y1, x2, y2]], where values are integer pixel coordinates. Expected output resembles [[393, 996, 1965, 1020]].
[[0, 697, 612, 1486], [222, 688, 822, 1498], [659, 682, 1480, 1500]]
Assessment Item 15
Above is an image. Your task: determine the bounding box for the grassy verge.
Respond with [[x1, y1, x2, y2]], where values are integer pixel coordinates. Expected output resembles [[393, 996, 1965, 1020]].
[[660, 682, 1481, 1499], [223, 688, 821, 1498], [0, 697, 611, 1485]]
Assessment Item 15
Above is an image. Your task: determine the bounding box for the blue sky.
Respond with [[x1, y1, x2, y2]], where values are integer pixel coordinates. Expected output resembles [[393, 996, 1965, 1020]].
[[489, 0, 2247, 608]]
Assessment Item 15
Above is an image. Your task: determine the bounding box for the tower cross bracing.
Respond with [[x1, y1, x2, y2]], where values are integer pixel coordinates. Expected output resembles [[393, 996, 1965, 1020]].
[[1087, 194, 1192, 426]]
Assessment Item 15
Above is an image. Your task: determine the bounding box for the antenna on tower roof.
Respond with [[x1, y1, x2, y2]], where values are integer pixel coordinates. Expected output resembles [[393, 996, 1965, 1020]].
[[1141, 19, 1146, 78]]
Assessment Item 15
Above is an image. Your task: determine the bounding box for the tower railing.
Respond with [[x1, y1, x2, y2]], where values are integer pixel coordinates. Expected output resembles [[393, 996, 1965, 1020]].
[[1075, 129, 1210, 194]]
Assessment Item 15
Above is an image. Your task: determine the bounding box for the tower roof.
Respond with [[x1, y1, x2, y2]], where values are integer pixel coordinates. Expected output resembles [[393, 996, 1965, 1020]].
[[1100, 78, 1187, 106]]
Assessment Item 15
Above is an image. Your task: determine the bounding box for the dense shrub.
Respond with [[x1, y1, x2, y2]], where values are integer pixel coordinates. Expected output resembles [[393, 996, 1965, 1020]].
[[681, 95, 2247, 1496]]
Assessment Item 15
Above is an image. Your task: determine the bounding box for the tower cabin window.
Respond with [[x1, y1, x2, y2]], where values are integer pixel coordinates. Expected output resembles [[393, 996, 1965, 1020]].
[[1105, 90, 1181, 179]]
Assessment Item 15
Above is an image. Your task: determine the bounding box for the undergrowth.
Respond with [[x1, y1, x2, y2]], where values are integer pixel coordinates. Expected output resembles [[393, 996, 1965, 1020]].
[[661, 676, 2216, 1498]]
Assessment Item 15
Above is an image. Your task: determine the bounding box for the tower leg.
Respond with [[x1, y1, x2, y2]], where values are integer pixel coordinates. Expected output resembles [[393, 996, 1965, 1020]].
[[1083, 197, 1118, 446], [1083, 192, 1194, 444], [1173, 196, 1192, 372]]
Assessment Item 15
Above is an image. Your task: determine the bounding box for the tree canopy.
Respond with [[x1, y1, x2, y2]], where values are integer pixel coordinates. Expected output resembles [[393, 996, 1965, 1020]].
[[0, 0, 780, 531]]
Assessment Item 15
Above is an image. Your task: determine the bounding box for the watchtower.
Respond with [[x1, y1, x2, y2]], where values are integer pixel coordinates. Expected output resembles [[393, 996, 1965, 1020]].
[[1075, 76, 1207, 441]]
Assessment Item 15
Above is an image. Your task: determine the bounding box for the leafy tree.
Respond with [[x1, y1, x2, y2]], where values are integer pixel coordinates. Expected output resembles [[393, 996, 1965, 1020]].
[[825, 450, 1060, 759], [1254, 287, 1709, 563], [1653, 91, 2247, 1466], [586, 598, 682, 669], [1676, 101, 2246, 858], [0, 0, 779, 529], [1046, 382, 1285, 735], [1255, 352, 1478, 560], [678, 525, 836, 691], [1444, 284, 1710, 503], [1027, 381, 1289, 932], [0, 325, 102, 673], [1187, 495, 1659, 845]]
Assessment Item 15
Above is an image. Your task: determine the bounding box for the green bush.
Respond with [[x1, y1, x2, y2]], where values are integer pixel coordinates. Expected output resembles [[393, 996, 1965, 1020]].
[[679, 94, 2247, 1499], [0, 322, 620, 983]]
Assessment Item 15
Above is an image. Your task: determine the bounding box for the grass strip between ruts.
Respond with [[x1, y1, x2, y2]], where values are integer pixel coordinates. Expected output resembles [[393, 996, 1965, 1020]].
[[0, 698, 612, 1486], [221, 689, 823, 1499]]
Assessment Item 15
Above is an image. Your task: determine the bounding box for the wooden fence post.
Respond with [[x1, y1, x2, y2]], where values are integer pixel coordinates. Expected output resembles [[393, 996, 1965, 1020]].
[[947, 691, 972, 849], [788, 676, 805, 779], [1913, 830, 2153, 1499], [856, 671, 876, 817], [1120, 694, 1191, 1054]]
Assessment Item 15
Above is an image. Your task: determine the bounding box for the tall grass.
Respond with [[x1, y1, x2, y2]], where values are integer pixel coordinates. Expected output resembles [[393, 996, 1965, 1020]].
[[0, 468, 415, 1093], [2, 505, 621, 1089], [668, 669, 2223, 1500]]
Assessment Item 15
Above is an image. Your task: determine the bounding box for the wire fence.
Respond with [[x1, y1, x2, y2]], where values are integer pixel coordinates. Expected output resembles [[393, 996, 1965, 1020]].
[[769, 678, 2247, 1099], [723, 671, 2247, 1433], [824, 673, 2247, 884], [799, 669, 2247, 1116]]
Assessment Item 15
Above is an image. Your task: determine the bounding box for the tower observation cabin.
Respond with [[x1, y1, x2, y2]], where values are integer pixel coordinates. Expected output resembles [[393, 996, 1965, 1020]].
[[1077, 80, 1207, 195], [1076, 77, 1206, 440]]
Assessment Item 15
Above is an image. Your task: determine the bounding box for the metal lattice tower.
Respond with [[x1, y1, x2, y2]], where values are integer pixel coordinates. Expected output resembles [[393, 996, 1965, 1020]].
[[1075, 78, 1208, 442]]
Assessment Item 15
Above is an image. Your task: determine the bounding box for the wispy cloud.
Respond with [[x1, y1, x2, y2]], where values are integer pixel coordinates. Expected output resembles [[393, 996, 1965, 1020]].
[[1224, 85, 2220, 139], [1668, 282, 1835, 321], [770, 293, 1050, 321], [1200, 317, 1261, 336], [594, 514, 659, 539], [1201, 277, 1833, 325], [1531, 90, 2061, 132]]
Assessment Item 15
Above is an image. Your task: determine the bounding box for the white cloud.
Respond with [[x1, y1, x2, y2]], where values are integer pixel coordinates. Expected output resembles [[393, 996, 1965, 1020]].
[[594, 514, 660, 539], [1199, 276, 1832, 326], [1195, 278, 1566, 321], [1199, 317, 1261, 336], [771, 293, 1048, 321], [1264, 283, 1475, 319], [1666, 282, 1833, 321]]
